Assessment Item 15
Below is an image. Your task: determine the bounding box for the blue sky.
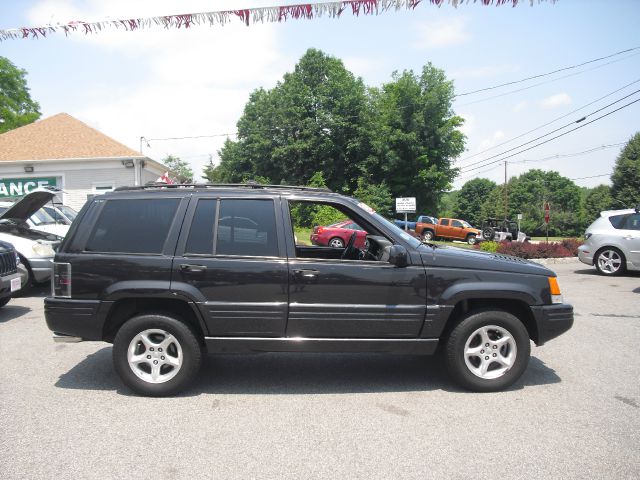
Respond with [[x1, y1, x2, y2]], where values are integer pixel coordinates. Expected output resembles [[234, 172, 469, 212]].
[[1, 0, 639, 189]]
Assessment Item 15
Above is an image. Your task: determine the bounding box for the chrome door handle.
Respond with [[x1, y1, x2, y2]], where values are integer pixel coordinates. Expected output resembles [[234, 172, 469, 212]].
[[293, 269, 319, 279], [180, 264, 207, 273]]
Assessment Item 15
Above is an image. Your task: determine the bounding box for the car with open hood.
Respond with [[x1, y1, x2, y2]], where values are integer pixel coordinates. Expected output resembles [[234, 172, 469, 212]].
[[0, 189, 64, 288]]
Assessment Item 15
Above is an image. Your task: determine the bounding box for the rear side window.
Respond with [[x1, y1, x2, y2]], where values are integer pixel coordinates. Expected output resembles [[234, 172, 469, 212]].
[[216, 199, 278, 257], [185, 199, 217, 254], [609, 214, 627, 229], [441, 219, 450, 226], [86, 198, 180, 254]]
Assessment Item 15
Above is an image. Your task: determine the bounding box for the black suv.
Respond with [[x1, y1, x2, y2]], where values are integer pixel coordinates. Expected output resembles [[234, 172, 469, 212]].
[[0, 240, 21, 306], [45, 184, 573, 396]]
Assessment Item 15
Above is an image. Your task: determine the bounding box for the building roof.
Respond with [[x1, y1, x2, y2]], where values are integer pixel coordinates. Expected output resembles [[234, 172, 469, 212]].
[[0, 113, 143, 161]]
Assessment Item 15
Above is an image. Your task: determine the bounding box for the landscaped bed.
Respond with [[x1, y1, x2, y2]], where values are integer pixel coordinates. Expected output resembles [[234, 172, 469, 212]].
[[474, 238, 584, 259]]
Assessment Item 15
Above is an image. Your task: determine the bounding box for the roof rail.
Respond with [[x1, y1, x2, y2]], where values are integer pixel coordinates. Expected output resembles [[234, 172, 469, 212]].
[[113, 182, 332, 193]]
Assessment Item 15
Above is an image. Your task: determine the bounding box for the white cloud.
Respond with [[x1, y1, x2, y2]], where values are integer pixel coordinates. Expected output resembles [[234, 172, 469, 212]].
[[541, 93, 572, 109], [477, 130, 506, 151], [413, 17, 470, 49], [27, 0, 289, 176], [513, 101, 528, 112]]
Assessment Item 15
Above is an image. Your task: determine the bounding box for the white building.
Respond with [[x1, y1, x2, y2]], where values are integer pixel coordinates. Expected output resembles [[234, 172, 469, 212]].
[[0, 113, 167, 210]]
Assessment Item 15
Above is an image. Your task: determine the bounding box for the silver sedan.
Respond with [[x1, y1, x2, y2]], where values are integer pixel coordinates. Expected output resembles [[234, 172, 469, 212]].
[[578, 207, 640, 275]]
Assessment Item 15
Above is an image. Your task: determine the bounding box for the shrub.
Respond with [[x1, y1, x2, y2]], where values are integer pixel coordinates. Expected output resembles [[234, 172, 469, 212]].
[[560, 238, 584, 256], [497, 241, 573, 259], [477, 241, 499, 253]]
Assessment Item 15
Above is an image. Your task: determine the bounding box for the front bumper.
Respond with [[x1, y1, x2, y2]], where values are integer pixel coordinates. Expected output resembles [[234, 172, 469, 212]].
[[0, 271, 21, 298], [27, 257, 54, 283], [530, 303, 574, 346]]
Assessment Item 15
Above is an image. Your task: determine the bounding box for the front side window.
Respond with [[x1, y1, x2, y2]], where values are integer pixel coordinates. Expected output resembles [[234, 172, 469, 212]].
[[215, 199, 278, 257], [623, 213, 640, 231], [452, 220, 463, 228], [86, 198, 180, 254]]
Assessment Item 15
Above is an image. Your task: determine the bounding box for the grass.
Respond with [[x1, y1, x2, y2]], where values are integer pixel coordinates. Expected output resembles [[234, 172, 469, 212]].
[[294, 227, 313, 246]]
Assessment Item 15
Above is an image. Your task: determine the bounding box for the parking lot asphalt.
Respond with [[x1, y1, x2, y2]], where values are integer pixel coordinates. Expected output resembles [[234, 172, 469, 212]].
[[1, 259, 639, 480]]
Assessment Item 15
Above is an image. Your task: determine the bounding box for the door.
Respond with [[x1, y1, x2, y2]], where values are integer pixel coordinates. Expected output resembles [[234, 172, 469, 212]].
[[285, 199, 426, 339], [173, 196, 289, 337], [450, 219, 466, 240], [621, 213, 640, 267]]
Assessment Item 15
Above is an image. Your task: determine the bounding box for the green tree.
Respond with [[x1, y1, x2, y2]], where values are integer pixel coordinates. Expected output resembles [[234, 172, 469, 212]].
[[438, 190, 459, 218], [583, 185, 612, 223], [480, 169, 582, 236], [611, 132, 640, 208], [0, 56, 41, 133], [212, 49, 371, 192], [454, 178, 496, 227], [162, 155, 194, 183], [353, 177, 393, 217], [367, 64, 465, 214]]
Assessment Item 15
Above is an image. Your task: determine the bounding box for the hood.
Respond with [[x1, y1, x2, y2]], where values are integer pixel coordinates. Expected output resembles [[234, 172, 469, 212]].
[[0, 220, 63, 242], [0, 189, 57, 221], [419, 244, 553, 276]]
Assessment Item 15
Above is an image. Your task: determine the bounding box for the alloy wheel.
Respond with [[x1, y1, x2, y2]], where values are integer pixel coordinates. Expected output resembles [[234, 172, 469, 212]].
[[127, 329, 183, 384], [463, 325, 517, 380]]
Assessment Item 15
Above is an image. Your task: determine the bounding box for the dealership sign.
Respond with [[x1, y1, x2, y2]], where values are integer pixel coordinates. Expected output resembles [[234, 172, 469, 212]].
[[0, 177, 58, 198]]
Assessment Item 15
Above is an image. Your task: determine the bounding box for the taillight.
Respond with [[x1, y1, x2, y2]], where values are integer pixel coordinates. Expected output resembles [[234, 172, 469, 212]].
[[52, 262, 71, 298], [317, 226, 325, 234]]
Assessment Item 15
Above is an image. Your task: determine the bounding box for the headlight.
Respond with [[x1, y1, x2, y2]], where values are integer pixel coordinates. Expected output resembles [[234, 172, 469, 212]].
[[15, 252, 20, 265], [32, 242, 55, 257]]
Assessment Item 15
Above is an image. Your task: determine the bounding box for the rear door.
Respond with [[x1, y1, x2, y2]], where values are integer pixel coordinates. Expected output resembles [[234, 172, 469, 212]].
[[172, 195, 289, 337]]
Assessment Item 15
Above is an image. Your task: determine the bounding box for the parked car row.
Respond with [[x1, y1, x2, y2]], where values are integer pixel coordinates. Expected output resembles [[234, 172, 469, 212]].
[[0, 189, 76, 290]]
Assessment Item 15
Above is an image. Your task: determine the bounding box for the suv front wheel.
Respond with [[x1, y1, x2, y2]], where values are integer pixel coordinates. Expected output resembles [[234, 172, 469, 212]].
[[445, 310, 530, 392], [113, 313, 203, 396]]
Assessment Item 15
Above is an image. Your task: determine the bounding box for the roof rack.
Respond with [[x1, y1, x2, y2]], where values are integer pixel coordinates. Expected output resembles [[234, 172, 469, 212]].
[[114, 182, 332, 193]]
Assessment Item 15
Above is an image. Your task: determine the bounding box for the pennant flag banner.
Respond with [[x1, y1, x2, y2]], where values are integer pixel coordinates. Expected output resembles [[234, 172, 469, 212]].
[[0, 0, 555, 42]]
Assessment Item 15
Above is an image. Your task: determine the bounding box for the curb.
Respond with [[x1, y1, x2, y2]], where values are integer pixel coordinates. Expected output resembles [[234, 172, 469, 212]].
[[529, 257, 581, 265]]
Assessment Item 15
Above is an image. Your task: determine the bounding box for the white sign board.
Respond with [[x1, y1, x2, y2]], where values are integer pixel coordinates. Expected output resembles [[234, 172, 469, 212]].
[[395, 197, 416, 213], [517, 213, 523, 220]]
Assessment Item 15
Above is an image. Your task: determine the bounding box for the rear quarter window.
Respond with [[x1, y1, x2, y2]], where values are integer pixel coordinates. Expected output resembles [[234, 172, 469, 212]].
[[608, 214, 628, 229], [85, 198, 180, 254]]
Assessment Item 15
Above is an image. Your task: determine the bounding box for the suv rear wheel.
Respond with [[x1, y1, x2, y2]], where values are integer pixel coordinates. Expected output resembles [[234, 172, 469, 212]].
[[445, 310, 530, 392], [113, 313, 203, 396]]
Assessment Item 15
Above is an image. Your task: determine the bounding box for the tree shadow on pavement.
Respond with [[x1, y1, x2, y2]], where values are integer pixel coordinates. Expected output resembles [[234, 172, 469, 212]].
[[574, 268, 640, 277], [55, 347, 561, 396], [0, 305, 31, 323]]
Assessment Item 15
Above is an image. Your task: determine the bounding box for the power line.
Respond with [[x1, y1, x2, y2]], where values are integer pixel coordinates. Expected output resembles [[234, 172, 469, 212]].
[[459, 90, 640, 173], [570, 174, 610, 181], [460, 97, 640, 174], [455, 46, 640, 97], [456, 142, 625, 183], [455, 51, 640, 107], [456, 78, 640, 164]]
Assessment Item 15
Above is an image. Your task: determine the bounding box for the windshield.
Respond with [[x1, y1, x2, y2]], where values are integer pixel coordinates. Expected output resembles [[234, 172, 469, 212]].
[[461, 221, 472, 228], [58, 205, 78, 221], [29, 208, 58, 226], [43, 205, 72, 225], [371, 212, 422, 248]]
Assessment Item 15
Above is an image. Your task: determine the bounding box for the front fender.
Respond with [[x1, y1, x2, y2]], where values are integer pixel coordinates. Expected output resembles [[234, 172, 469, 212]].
[[440, 281, 539, 306]]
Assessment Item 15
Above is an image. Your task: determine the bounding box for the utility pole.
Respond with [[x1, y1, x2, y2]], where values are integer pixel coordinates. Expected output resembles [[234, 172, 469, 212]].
[[504, 161, 508, 220]]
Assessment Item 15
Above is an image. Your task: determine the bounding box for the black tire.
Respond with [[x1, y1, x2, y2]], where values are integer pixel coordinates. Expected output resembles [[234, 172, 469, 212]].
[[466, 234, 477, 245], [445, 310, 530, 392], [422, 230, 434, 242], [113, 313, 203, 397], [482, 227, 495, 241], [594, 247, 626, 276], [0, 296, 11, 308], [328, 237, 345, 249]]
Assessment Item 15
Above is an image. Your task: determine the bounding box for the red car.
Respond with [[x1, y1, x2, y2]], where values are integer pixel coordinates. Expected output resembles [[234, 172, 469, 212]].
[[311, 220, 367, 249]]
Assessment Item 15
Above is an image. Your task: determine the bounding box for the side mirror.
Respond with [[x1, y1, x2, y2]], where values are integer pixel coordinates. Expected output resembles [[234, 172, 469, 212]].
[[388, 245, 408, 267]]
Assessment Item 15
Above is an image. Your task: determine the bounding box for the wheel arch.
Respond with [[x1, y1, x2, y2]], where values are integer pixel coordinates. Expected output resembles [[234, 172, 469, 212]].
[[102, 297, 207, 343], [441, 298, 538, 345]]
